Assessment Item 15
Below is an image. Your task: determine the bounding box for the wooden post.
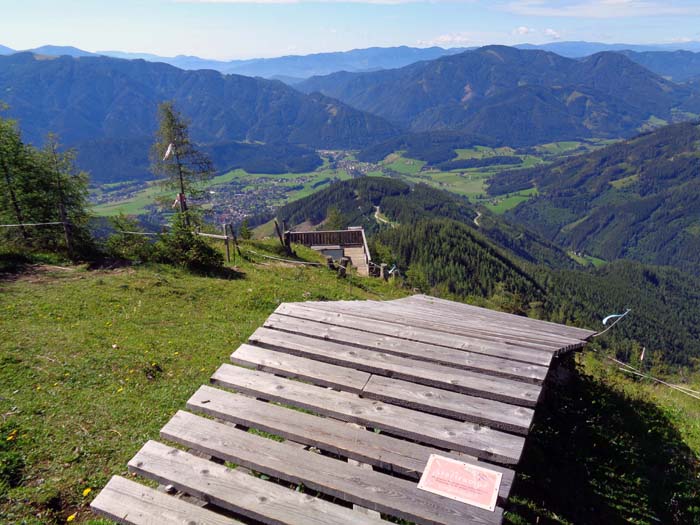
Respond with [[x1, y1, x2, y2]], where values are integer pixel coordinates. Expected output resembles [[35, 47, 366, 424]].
[[274, 219, 285, 249], [325, 256, 335, 270], [222, 224, 230, 263], [229, 224, 242, 259], [380, 263, 389, 281]]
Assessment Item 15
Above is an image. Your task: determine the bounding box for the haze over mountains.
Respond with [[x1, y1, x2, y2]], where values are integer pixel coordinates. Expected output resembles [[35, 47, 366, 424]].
[[0, 52, 398, 183], [4, 41, 700, 81], [299, 46, 700, 145], [2, 42, 700, 186]]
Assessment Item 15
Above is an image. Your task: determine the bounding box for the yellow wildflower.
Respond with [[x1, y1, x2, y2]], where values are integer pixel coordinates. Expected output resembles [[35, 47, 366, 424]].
[[117, 387, 124, 393], [67, 513, 77, 522], [82, 487, 92, 497]]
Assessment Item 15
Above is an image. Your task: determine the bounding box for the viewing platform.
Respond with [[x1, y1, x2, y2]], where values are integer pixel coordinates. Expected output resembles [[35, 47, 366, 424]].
[[91, 295, 595, 525]]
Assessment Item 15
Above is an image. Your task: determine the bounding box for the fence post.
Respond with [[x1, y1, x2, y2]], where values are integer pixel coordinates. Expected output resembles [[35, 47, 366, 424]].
[[381, 263, 389, 281], [222, 224, 230, 263]]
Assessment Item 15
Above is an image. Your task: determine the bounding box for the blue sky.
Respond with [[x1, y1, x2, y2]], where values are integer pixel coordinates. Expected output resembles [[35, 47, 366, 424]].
[[2, 0, 700, 59]]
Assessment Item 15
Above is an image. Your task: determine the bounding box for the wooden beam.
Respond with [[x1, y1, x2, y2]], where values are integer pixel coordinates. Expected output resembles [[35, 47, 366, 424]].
[[186, 385, 515, 501], [160, 411, 505, 525], [211, 364, 525, 464]]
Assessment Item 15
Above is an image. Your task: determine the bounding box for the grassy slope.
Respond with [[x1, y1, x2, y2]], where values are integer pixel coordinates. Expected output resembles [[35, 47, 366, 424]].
[[0, 241, 405, 524], [2, 244, 698, 525]]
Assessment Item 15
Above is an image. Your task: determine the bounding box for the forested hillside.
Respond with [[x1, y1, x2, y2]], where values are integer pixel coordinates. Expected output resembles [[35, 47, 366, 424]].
[[299, 46, 700, 145], [0, 53, 399, 183], [277, 177, 575, 268], [489, 121, 700, 276], [278, 177, 700, 369]]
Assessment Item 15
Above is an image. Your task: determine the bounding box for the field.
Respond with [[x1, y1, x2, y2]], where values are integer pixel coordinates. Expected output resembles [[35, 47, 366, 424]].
[[2, 247, 698, 524], [0, 242, 406, 524], [90, 140, 615, 224]]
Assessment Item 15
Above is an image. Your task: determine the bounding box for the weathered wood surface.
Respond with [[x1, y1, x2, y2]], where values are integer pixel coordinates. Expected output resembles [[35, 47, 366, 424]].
[[303, 300, 581, 351], [129, 440, 385, 525], [274, 303, 554, 366], [246, 329, 542, 406], [90, 475, 241, 525], [231, 343, 371, 393], [362, 375, 534, 435], [186, 384, 516, 498], [92, 295, 593, 525], [262, 315, 549, 383], [212, 364, 526, 464], [161, 411, 505, 525], [402, 295, 596, 340]]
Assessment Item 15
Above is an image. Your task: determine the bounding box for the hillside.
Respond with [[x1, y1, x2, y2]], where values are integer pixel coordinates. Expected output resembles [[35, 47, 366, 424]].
[[276, 177, 575, 268], [620, 50, 700, 82], [489, 121, 700, 276], [298, 46, 700, 145], [0, 53, 399, 183], [1, 247, 697, 524]]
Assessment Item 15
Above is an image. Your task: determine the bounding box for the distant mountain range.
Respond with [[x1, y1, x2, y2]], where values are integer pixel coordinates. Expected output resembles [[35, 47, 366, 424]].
[[488, 121, 700, 276], [4, 41, 700, 81], [299, 46, 700, 146], [0, 53, 398, 183]]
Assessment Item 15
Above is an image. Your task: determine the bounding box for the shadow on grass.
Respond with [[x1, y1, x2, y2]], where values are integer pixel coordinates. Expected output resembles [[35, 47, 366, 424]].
[[506, 356, 700, 525]]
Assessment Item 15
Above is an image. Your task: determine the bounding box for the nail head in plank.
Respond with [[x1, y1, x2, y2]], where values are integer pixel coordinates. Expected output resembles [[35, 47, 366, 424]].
[[211, 364, 525, 464], [129, 440, 385, 525], [161, 411, 505, 525], [90, 475, 241, 525]]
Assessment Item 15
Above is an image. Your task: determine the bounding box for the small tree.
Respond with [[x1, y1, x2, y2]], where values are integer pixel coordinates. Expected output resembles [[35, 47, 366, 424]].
[[151, 102, 214, 226], [0, 115, 31, 241], [239, 218, 252, 240], [324, 206, 346, 230]]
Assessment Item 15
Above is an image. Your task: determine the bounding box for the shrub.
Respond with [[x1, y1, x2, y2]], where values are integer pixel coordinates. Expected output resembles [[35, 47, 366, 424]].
[[154, 213, 223, 272]]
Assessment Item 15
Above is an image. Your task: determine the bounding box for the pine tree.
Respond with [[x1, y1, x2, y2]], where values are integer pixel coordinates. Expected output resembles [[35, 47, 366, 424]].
[[151, 102, 214, 226], [239, 218, 252, 240]]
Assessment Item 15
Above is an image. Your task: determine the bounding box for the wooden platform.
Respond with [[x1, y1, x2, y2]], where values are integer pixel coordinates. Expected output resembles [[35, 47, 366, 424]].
[[91, 295, 595, 525]]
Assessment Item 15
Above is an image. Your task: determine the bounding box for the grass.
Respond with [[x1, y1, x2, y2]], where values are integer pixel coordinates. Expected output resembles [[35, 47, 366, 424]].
[[383, 152, 426, 174], [0, 240, 406, 524], [507, 352, 700, 525], [92, 166, 353, 217], [484, 188, 538, 214], [2, 246, 698, 524]]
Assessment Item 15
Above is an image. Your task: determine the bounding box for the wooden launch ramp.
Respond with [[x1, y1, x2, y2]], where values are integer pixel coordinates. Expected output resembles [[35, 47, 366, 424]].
[[91, 295, 595, 525]]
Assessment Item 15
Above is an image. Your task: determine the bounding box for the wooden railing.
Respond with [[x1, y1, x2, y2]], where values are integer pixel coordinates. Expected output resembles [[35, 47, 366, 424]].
[[287, 229, 364, 247]]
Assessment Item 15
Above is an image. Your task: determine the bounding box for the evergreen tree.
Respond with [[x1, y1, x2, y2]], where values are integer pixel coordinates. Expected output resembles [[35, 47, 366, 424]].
[[239, 218, 252, 240], [151, 102, 214, 226]]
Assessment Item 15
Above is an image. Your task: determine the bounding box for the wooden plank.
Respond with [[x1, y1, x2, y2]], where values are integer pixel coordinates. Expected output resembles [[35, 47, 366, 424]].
[[403, 295, 595, 340], [362, 376, 534, 435], [90, 475, 240, 525], [160, 411, 505, 525], [186, 385, 516, 500], [231, 344, 371, 393], [247, 329, 542, 407], [263, 315, 548, 383], [275, 303, 553, 366], [306, 301, 577, 350], [129, 440, 385, 525], [231, 343, 534, 433], [211, 364, 525, 464]]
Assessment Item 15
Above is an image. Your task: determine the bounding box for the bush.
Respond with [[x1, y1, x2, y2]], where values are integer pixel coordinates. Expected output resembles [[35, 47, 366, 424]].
[[104, 214, 155, 262], [154, 213, 223, 272]]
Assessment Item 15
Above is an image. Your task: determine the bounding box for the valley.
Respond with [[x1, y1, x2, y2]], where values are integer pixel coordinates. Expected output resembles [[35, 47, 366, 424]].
[[91, 139, 609, 223]]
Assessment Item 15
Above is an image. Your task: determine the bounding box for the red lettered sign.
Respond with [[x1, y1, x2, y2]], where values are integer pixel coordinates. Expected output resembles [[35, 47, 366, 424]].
[[417, 454, 502, 511]]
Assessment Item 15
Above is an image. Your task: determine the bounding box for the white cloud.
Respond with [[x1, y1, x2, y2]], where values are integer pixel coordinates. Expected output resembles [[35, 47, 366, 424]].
[[544, 28, 562, 39], [419, 32, 476, 47], [177, 0, 474, 4], [513, 26, 536, 35], [504, 1, 700, 18]]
